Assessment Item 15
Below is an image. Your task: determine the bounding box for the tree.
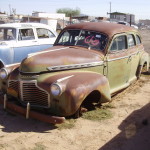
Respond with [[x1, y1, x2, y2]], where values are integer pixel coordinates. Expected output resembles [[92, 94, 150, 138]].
[[56, 8, 81, 17]]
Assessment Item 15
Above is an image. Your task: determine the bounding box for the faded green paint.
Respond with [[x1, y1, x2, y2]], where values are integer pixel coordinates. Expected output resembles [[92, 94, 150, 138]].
[[1, 22, 149, 118]]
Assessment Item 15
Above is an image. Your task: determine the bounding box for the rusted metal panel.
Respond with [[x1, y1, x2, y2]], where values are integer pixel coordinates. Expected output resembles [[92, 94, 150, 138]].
[[20, 46, 104, 73], [0, 22, 149, 122], [0, 95, 65, 124], [63, 22, 137, 39], [7, 70, 111, 116]]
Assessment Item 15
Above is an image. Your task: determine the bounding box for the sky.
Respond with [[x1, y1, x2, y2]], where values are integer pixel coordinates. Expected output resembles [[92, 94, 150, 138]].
[[0, 0, 150, 20]]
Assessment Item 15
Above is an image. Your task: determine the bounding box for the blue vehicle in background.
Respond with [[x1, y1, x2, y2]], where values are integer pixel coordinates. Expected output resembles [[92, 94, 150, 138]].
[[0, 23, 57, 68]]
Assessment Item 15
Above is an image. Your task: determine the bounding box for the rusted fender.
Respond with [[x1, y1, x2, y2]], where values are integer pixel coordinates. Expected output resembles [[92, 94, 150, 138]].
[[38, 71, 111, 116], [139, 52, 150, 71], [0, 63, 20, 92], [3, 63, 20, 75]]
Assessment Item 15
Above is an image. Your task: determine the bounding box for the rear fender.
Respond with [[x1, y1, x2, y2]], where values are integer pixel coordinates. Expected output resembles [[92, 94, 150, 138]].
[[139, 52, 149, 71]]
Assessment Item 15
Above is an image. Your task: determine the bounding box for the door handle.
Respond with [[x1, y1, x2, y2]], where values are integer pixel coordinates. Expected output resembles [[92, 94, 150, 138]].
[[128, 56, 132, 62], [137, 51, 140, 55]]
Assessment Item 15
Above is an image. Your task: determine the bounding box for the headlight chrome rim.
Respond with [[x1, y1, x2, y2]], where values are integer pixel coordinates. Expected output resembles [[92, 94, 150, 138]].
[[0, 68, 8, 80], [50, 83, 62, 96]]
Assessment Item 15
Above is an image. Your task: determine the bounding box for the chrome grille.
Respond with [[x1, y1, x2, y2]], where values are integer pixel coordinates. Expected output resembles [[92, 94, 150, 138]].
[[8, 80, 19, 91], [19, 74, 39, 79], [8, 80, 50, 107]]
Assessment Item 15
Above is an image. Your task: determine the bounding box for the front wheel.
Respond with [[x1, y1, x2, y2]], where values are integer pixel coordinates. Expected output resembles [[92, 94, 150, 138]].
[[72, 106, 88, 119], [0, 62, 4, 69]]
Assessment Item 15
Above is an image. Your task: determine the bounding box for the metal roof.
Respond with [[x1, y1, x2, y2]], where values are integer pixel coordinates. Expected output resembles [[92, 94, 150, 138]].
[[64, 22, 137, 38], [0, 22, 52, 29]]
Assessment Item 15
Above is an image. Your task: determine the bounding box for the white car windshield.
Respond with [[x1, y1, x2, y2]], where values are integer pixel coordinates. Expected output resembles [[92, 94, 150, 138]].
[[0, 28, 16, 41], [56, 29, 108, 51]]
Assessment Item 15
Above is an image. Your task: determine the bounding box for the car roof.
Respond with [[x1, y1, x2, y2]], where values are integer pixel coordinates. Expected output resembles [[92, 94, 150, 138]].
[[64, 22, 137, 38], [0, 22, 53, 29]]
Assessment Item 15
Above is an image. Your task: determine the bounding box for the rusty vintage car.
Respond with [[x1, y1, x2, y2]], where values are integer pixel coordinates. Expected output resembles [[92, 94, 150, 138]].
[[0, 22, 149, 124]]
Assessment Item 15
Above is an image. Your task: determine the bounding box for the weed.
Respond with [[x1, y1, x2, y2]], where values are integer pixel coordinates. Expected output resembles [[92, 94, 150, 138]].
[[32, 143, 46, 150], [81, 107, 113, 121], [101, 103, 116, 109], [56, 119, 76, 130]]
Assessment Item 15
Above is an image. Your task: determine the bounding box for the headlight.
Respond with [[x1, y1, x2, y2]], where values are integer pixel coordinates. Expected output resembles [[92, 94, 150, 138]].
[[0, 68, 8, 79], [50, 83, 62, 96]]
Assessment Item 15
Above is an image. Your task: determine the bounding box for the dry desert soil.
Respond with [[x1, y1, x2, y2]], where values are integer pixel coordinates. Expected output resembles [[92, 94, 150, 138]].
[[0, 29, 150, 150]]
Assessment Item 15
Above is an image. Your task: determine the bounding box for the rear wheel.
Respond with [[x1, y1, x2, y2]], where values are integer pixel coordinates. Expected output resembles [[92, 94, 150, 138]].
[[137, 63, 148, 79]]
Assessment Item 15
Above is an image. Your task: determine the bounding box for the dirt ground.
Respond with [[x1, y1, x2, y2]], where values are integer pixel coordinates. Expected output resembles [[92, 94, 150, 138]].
[[0, 30, 150, 150]]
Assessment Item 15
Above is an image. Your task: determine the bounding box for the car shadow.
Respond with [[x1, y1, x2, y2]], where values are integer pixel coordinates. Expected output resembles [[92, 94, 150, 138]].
[[0, 98, 58, 133], [142, 72, 150, 76], [99, 103, 150, 150]]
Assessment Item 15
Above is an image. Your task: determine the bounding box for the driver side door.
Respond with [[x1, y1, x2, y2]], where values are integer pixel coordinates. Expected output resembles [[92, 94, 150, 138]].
[[13, 28, 40, 63], [106, 34, 131, 94]]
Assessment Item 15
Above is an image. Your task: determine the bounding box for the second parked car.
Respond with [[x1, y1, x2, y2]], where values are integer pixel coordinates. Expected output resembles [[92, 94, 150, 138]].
[[0, 23, 57, 68]]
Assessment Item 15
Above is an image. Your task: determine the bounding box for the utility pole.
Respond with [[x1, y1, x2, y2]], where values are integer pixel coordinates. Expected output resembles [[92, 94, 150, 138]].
[[9, 4, 11, 15], [70, 14, 72, 25], [110, 2, 111, 14], [107, 2, 112, 21], [109, 2, 111, 22], [130, 14, 132, 26]]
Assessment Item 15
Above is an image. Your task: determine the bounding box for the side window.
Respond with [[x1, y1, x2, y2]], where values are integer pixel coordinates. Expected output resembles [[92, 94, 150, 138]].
[[58, 31, 70, 43], [57, 30, 80, 45], [37, 28, 55, 39], [0, 28, 16, 41], [110, 35, 127, 51], [18, 28, 35, 40], [136, 35, 141, 45], [127, 34, 136, 48]]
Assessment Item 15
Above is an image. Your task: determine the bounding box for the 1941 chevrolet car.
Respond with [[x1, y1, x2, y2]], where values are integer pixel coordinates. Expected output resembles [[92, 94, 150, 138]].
[[0, 22, 149, 124], [0, 23, 57, 68]]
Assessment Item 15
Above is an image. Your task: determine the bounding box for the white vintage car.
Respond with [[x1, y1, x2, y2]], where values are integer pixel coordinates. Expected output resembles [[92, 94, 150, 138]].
[[0, 23, 57, 68]]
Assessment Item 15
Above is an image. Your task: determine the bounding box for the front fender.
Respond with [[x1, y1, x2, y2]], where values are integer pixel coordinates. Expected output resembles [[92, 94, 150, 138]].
[[39, 71, 111, 116], [0, 63, 20, 92]]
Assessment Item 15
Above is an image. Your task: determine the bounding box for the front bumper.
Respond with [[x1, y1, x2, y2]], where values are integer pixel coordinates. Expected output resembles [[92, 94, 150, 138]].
[[0, 94, 65, 124]]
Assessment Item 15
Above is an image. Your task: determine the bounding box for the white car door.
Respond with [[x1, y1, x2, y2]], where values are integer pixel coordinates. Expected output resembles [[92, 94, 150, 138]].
[[13, 27, 40, 63]]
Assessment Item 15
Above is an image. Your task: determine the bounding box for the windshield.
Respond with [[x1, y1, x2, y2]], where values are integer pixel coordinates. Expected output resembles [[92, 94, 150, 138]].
[[55, 29, 108, 51], [0, 28, 16, 41]]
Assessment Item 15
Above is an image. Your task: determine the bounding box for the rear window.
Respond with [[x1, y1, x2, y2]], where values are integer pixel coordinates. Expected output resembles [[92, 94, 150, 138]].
[[136, 35, 141, 45], [127, 34, 136, 48], [37, 28, 55, 39]]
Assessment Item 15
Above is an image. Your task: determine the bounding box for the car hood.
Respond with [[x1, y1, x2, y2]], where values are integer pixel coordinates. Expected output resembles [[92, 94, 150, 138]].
[[19, 46, 104, 73]]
